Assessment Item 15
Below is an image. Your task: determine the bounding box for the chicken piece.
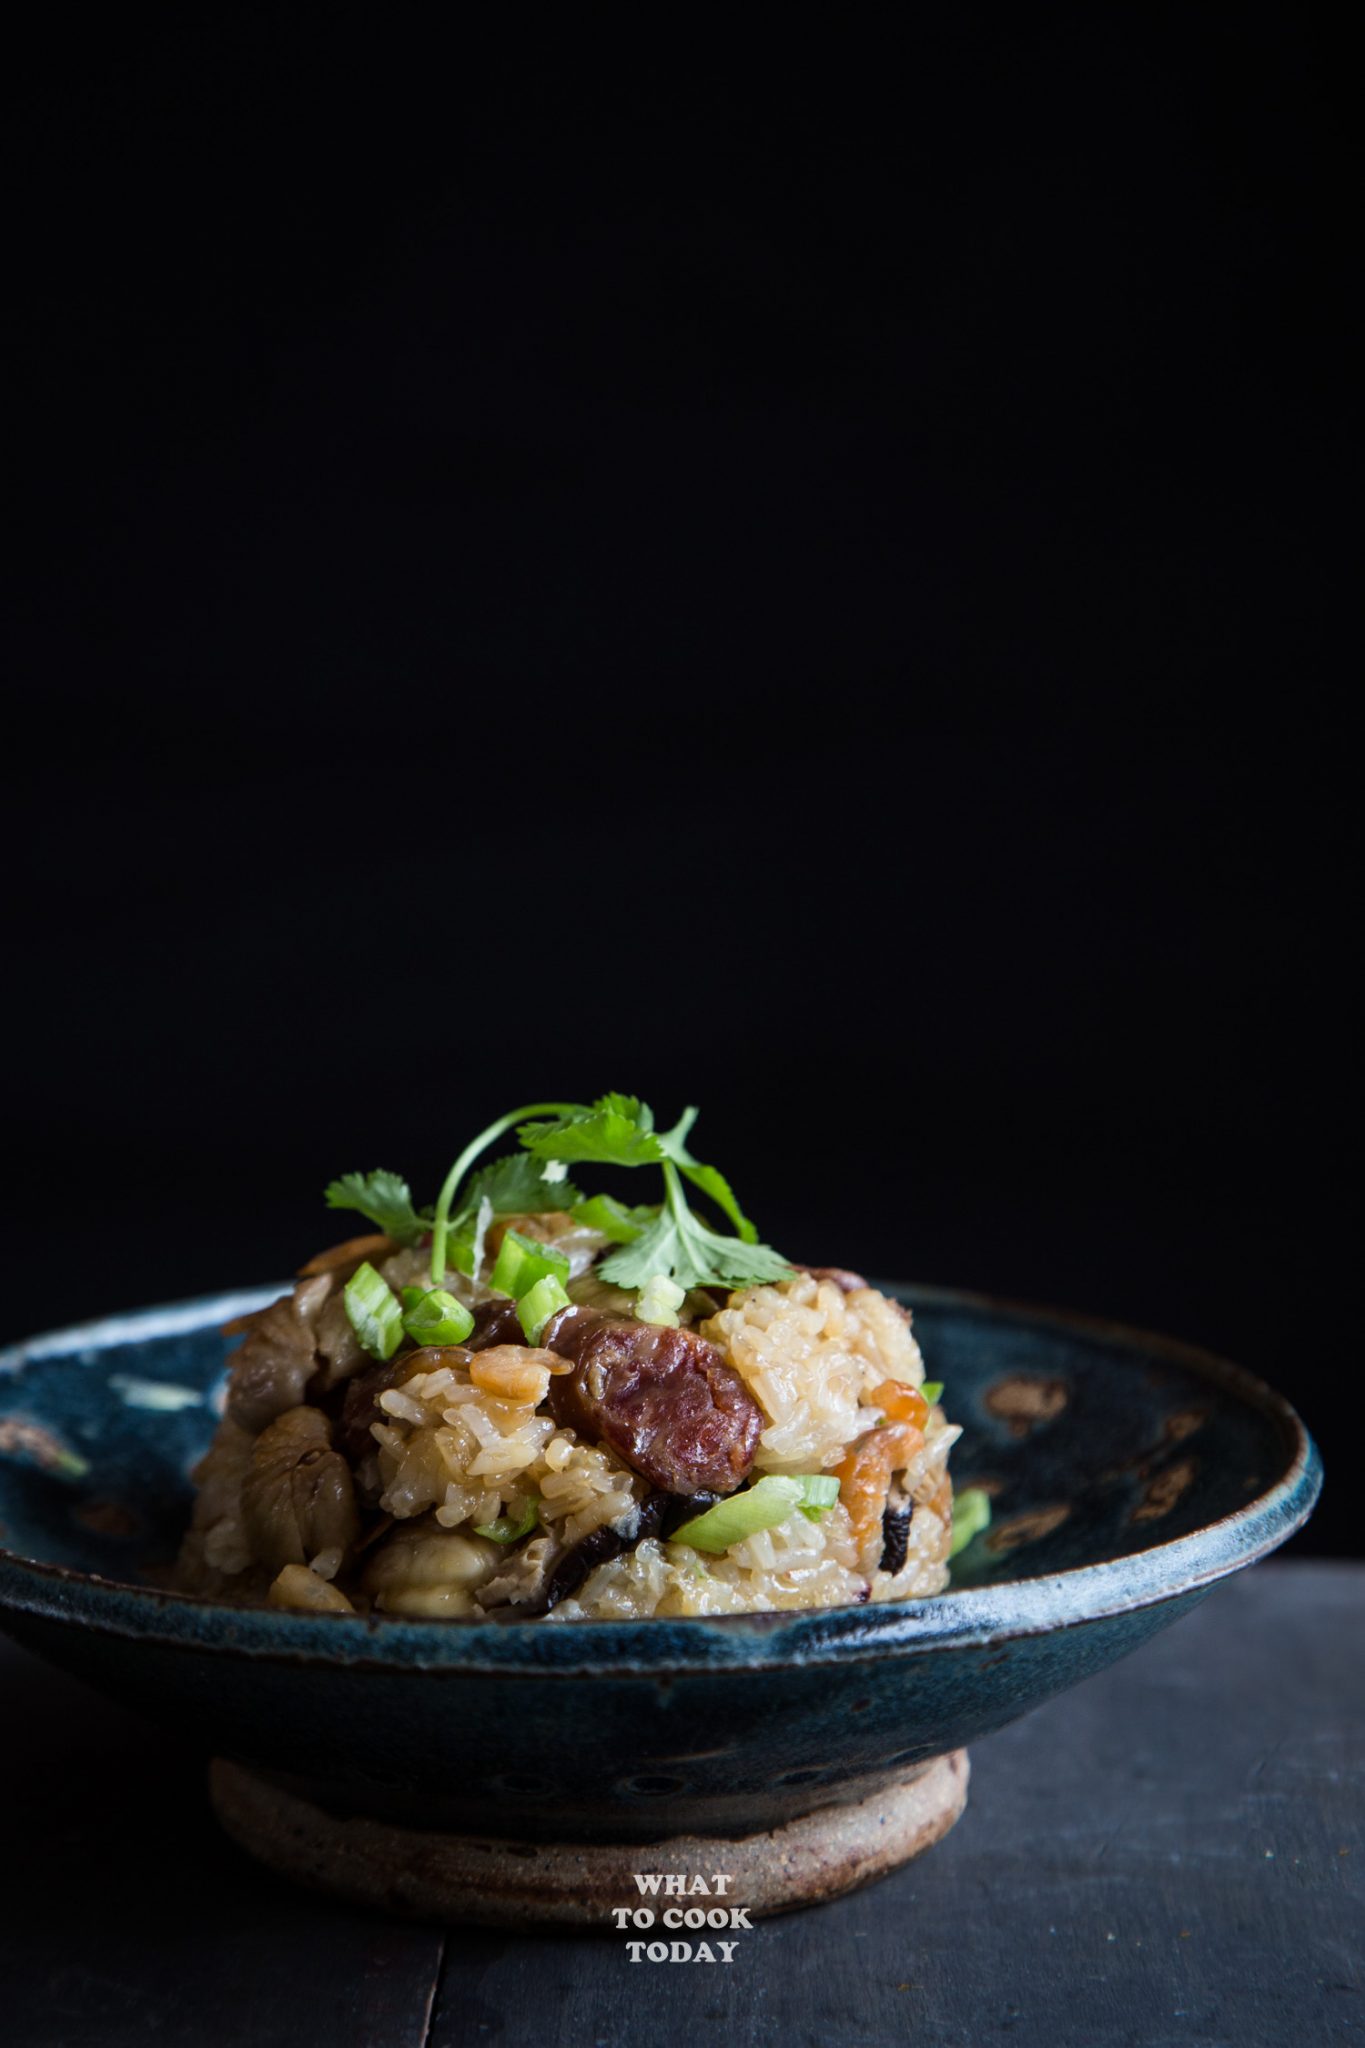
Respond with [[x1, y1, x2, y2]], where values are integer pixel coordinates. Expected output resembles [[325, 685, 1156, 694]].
[[311, 1285, 369, 1388], [178, 1417, 258, 1584], [226, 1284, 329, 1432], [240, 1406, 359, 1572]]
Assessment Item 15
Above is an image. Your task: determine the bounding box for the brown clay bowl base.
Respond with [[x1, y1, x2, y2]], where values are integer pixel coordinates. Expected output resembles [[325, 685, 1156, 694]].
[[209, 1749, 970, 1927]]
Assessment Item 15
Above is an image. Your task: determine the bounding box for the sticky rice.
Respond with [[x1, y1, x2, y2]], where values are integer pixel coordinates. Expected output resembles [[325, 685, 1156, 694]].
[[178, 1259, 958, 1621]]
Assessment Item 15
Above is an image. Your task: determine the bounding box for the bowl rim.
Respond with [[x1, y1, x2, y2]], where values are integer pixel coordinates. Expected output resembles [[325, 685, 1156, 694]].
[[0, 1281, 1322, 1673]]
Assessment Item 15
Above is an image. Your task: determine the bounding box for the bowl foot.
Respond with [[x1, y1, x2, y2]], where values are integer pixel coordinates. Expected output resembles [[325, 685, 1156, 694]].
[[209, 1749, 969, 1925]]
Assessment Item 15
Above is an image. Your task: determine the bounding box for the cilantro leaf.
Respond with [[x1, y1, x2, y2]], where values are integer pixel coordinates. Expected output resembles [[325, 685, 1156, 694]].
[[457, 1152, 582, 1222], [422, 1092, 791, 1299], [656, 1106, 760, 1243], [597, 1092, 654, 1132], [598, 1162, 793, 1293], [518, 1096, 664, 1168], [324, 1170, 430, 1246], [569, 1194, 660, 1243], [674, 1161, 758, 1242], [598, 1207, 793, 1292]]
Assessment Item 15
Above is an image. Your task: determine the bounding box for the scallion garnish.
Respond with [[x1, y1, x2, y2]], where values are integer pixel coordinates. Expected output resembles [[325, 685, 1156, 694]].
[[331, 1093, 793, 1310], [671, 1475, 810, 1552], [400, 1287, 475, 1348], [949, 1487, 992, 1558], [921, 1381, 944, 1404], [343, 1261, 404, 1362], [474, 1497, 540, 1543], [490, 1228, 571, 1302], [517, 1273, 571, 1345], [636, 1273, 686, 1327], [796, 1474, 841, 1519]]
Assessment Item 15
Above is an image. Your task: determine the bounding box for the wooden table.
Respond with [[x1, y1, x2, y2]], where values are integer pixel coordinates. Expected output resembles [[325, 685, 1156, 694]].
[[1, 1562, 1359, 2047]]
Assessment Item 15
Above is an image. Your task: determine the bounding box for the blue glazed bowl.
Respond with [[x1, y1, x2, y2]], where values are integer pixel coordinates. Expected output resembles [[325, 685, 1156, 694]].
[[0, 1282, 1319, 1845]]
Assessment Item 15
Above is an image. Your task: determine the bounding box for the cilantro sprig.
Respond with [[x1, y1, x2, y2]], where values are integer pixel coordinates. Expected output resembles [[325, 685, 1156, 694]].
[[426, 1099, 583, 1282], [325, 1094, 792, 1307], [519, 1099, 761, 1244], [434, 1095, 792, 1295], [325, 1144, 576, 1274], [595, 1160, 791, 1291]]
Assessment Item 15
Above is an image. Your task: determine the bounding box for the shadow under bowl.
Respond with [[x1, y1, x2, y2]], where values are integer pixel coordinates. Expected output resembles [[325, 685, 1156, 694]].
[[0, 1282, 1320, 1902]]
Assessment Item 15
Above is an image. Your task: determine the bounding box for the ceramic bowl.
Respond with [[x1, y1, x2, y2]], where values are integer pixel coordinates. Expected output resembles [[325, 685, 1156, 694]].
[[0, 1282, 1320, 1882]]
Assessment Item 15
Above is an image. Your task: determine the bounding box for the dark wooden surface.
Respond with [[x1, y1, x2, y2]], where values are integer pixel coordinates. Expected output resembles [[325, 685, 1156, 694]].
[[0, 1563, 1359, 2048]]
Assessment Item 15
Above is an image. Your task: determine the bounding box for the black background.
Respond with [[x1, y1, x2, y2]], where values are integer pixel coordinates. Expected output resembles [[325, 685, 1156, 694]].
[[4, 13, 1354, 1550]]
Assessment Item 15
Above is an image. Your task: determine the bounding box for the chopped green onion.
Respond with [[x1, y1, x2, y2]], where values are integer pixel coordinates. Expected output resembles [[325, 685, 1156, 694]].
[[949, 1487, 992, 1559], [636, 1273, 686, 1327], [670, 1475, 806, 1552], [921, 1381, 944, 1405], [474, 1497, 539, 1543], [344, 1261, 404, 1362], [518, 1273, 572, 1344], [401, 1287, 475, 1348], [490, 1227, 571, 1302], [796, 1473, 841, 1520]]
